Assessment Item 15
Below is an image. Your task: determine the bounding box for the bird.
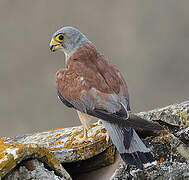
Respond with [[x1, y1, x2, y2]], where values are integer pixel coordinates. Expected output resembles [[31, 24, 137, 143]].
[[49, 26, 163, 169]]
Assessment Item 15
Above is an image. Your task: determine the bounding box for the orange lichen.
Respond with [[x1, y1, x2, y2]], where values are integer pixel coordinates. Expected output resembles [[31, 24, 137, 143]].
[[55, 133, 61, 137], [63, 130, 83, 149], [33, 131, 40, 134], [49, 147, 63, 151], [55, 141, 64, 145], [160, 130, 169, 136], [44, 128, 64, 132], [158, 157, 165, 164]]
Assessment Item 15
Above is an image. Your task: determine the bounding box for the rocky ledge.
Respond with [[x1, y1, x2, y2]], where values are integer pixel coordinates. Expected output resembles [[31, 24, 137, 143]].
[[0, 101, 189, 180]]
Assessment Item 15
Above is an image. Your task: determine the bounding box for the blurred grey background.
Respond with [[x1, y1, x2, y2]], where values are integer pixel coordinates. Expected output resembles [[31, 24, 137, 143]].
[[0, 0, 189, 136]]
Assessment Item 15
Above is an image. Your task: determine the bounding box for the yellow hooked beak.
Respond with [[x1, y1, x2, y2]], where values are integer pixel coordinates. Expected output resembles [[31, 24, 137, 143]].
[[49, 39, 62, 52]]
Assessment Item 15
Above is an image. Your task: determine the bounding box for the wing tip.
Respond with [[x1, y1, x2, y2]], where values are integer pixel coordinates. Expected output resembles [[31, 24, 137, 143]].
[[128, 114, 164, 131], [151, 122, 164, 131]]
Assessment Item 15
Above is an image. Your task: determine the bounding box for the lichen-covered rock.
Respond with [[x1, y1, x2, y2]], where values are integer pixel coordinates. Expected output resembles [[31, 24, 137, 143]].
[[111, 100, 189, 179], [1, 101, 189, 179], [0, 137, 71, 179], [137, 101, 189, 127], [111, 129, 189, 179], [111, 161, 189, 180], [11, 123, 114, 163], [0, 122, 115, 179], [5, 159, 67, 180], [145, 132, 189, 161], [175, 127, 189, 144]]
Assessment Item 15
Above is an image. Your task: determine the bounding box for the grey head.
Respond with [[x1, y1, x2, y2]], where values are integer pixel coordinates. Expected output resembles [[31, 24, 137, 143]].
[[49, 26, 91, 58]]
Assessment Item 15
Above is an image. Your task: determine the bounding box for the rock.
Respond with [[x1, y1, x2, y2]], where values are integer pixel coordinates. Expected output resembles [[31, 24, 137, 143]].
[[110, 100, 189, 179], [0, 122, 115, 179], [1, 101, 189, 179], [5, 159, 66, 180], [0, 137, 71, 179], [175, 127, 189, 145], [110, 130, 189, 179], [111, 161, 189, 180], [145, 133, 189, 162], [137, 101, 189, 128], [11, 123, 114, 163]]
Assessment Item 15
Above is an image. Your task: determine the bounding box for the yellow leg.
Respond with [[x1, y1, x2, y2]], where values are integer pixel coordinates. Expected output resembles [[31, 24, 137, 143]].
[[72, 111, 92, 144], [101, 131, 110, 142], [77, 111, 90, 130], [83, 125, 88, 139], [98, 120, 110, 143]]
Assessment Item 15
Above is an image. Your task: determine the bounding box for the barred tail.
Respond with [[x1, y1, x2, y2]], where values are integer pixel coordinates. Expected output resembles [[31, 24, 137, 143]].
[[101, 120, 155, 169]]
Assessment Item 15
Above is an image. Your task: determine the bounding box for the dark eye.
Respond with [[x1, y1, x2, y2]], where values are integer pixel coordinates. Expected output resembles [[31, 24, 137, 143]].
[[55, 34, 65, 42], [59, 35, 64, 40]]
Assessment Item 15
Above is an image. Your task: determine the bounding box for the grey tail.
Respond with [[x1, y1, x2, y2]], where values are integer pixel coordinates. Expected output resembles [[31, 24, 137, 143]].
[[101, 120, 155, 170]]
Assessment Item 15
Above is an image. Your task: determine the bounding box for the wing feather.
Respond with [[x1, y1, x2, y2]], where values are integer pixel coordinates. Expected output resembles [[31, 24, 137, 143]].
[[56, 44, 163, 131]]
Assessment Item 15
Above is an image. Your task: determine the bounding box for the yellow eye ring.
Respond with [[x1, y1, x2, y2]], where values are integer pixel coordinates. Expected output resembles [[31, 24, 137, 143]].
[[55, 34, 65, 42]]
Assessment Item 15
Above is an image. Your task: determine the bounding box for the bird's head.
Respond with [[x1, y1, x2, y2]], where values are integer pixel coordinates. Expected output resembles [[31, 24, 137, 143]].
[[49, 26, 90, 58]]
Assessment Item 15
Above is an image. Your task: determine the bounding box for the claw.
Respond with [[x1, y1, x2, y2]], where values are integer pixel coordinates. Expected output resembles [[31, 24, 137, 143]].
[[72, 126, 92, 145], [98, 131, 110, 143], [73, 136, 92, 145]]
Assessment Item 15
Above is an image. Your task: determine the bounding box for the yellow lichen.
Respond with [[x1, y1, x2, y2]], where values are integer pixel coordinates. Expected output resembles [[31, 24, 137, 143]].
[[180, 110, 189, 128], [0, 139, 62, 179], [47, 135, 53, 139], [25, 144, 61, 167], [0, 123, 113, 178], [106, 145, 115, 164], [155, 133, 171, 144], [100, 128, 107, 133], [0, 138, 27, 178], [89, 123, 98, 128], [91, 130, 100, 139], [63, 130, 83, 149], [37, 146, 60, 167]]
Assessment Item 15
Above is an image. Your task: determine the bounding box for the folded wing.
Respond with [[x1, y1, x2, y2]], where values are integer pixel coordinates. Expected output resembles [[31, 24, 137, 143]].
[[56, 44, 163, 131]]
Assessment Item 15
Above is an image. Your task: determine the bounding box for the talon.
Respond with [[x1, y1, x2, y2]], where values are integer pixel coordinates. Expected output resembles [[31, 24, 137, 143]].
[[72, 125, 92, 145], [105, 132, 110, 142], [98, 131, 110, 143], [72, 136, 92, 145]]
